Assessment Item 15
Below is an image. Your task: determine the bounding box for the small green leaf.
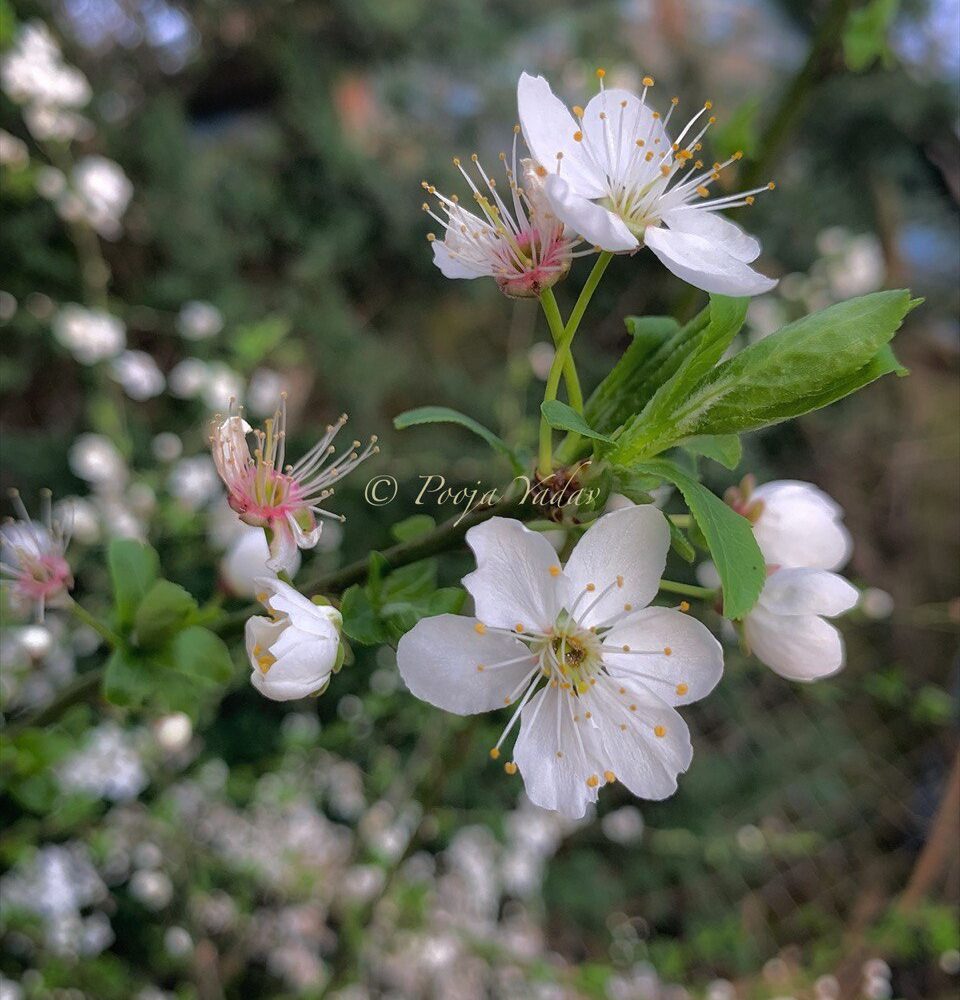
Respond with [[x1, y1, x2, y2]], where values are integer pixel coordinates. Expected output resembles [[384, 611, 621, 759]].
[[394, 406, 523, 473], [104, 647, 153, 708], [133, 580, 199, 649], [170, 627, 234, 686], [540, 400, 614, 443], [391, 514, 437, 543], [669, 521, 696, 564], [633, 458, 765, 619], [682, 434, 742, 470], [341, 585, 390, 645], [107, 539, 160, 630], [843, 0, 899, 71]]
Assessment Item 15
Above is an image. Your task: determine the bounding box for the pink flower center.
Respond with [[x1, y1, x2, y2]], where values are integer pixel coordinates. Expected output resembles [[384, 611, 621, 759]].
[[17, 554, 72, 600]]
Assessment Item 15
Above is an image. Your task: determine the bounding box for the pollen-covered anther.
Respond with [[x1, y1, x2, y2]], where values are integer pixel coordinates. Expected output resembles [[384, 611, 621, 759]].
[[654, 725, 667, 738], [504, 761, 518, 775], [679, 601, 690, 612], [573, 130, 583, 142], [489, 747, 500, 760], [549, 565, 561, 577], [664, 646, 673, 656], [586, 583, 596, 592], [642, 75, 655, 87], [474, 622, 487, 635], [586, 774, 600, 788], [476, 664, 485, 672], [604, 770, 616, 783], [595, 67, 606, 79], [676, 683, 689, 696], [622, 645, 631, 652], [514, 623, 525, 633]]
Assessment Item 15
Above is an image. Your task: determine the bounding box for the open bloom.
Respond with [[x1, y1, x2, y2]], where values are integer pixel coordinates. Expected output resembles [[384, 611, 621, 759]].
[[422, 129, 588, 298], [397, 506, 723, 818], [517, 71, 777, 296], [1, 490, 74, 620], [211, 397, 378, 574], [728, 477, 858, 681], [245, 578, 343, 701]]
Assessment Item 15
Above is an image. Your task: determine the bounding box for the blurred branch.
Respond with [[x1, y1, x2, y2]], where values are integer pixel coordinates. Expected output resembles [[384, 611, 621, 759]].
[[741, 0, 859, 189]]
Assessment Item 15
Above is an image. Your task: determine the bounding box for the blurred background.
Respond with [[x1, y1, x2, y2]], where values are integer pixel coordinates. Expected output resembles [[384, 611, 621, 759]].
[[1, 0, 959, 998]]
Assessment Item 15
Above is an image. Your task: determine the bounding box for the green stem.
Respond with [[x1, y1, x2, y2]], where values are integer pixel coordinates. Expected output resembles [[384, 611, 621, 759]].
[[68, 598, 122, 648], [538, 252, 613, 477], [539, 288, 583, 413], [658, 579, 716, 601]]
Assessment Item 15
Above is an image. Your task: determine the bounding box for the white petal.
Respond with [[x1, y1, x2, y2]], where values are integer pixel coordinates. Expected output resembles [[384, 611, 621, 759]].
[[287, 511, 322, 552], [543, 173, 637, 252], [432, 239, 490, 279], [581, 88, 668, 187], [563, 506, 669, 627], [266, 522, 299, 574], [513, 684, 605, 819], [751, 480, 852, 571], [396, 614, 537, 714], [645, 225, 778, 296], [246, 616, 335, 701], [517, 73, 606, 198], [591, 681, 693, 800], [758, 568, 859, 618], [463, 518, 569, 632], [603, 606, 723, 706], [744, 606, 846, 682], [257, 577, 342, 635], [661, 207, 761, 263]]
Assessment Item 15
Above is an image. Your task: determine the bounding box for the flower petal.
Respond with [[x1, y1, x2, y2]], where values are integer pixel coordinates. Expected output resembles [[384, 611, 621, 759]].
[[661, 207, 761, 263], [744, 606, 846, 681], [266, 521, 299, 574], [758, 567, 859, 618], [591, 681, 693, 800], [432, 238, 490, 279], [517, 72, 607, 198], [256, 577, 343, 636], [563, 506, 669, 627], [644, 225, 778, 296], [602, 606, 723, 706], [246, 616, 335, 701], [581, 88, 668, 188], [397, 613, 538, 714], [463, 518, 570, 632], [513, 684, 606, 819], [751, 480, 852, 571], [543, 173, 638, 252]]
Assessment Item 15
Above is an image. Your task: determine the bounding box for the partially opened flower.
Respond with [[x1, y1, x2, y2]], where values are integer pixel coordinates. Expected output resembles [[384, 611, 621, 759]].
[[422, 129, 588, 298], [1, 489, 74, 620], [246, 578, 343, 701], [517, 71, 777, 296], [210, 396, 378, 575], [397, 506, 723, 819], [726, 477, 858, 681]]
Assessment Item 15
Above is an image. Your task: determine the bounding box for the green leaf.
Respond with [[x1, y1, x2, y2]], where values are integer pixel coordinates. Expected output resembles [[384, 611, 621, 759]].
[[341, 585, 390, 645], [682, 434, 742, 470], [633, 458, 765, 619], [612, 290, 912, 462], [170, 627, 234, 686], [133, 580, 198, 649], [394, 406, 523, 474], [843, 0, 899, 71], [711, 97, 761, 160], [540, 400, 614, 443], [669, 521, 696, 564], [610, 468, 662, 505], [107, 539, 160, 630], [104, 647, 153, 708], [391, 514, 436, 543], [229, 315, 291, 367]]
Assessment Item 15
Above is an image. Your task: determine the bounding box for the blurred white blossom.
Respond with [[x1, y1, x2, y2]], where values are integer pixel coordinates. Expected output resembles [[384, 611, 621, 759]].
[[111, 350, 165, 401], [54, 304, 125, 365], [68, 433, 127, 486], [67, 156, 133, 239], [177, 300, 223, 340]]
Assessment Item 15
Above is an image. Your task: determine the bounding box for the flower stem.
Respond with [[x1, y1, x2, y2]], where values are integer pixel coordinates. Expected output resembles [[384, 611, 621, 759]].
[[658, 579, 717, 601], [539, 288, 583, 413], [537, 252, 613, 477], [68, 598, 122, 648]]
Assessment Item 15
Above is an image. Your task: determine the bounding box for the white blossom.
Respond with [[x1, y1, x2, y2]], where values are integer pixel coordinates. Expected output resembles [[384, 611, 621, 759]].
[[53, 304, 126, 365], [177, 300, 224, 340], [221, 526, 300, 598], [69, 156, 133, 239], [111, 349, 165, 400], [0, 22, 91, 116]]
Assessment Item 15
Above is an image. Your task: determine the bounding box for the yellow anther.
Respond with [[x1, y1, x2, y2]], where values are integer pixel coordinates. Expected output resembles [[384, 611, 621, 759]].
[[504, 761, 518, 775], [733, 150, 744, 160], [679, 601, 690, 612], [556, 750, 564, 758], [426, 233, 436, 242], [586, 774, 600, 788], [489, 747, 500, 760], [676, 683, 689, 696], [623, 603, 633, 612], [470, 152, 478, 162], [585, 711, 592, 719], [745, 196, 756, 205], [256, 592, 268, 603], [513, 123, 520, 133], [616, 575, 624, 588], [651, 111, 661, 120], [708, 116, 717, 124], [515, 623, 525, 633], [549, 565, 561, 577], [620, 723, 628, 731], [654, 725, 667, 738], [576, 681, 590, 695], [622, 645, 631, 653], [503, 696, 511, 705], [768, 181, 776, 190], [474, 622, 487, 634], [535, 165, 547, 177], [599, 112, 607, 120], [573, 105, 584, 117], [635, 139, 645, 148], [664, 646, 672, 656], [660, 164, 671, 177], [644, 151, 654, 162], [573, 130, 583, 142], [421, 202, 430, 211], [604, 770, 616, 783], [629, 704, 637, 712], [642, 75, 655, 87], [586, 583, 596, 592], [452, 156, 461, 166], [595, 67, 606, 79], [252, 644, 263, 656], [676, 149, 693, 162], [696, 185, 710, 198], [257, 653, 276, 674], [560, 681, 572, 690], [618, 687, 626, 695], [476, 664, 485, 672], [671, 96, 679, 105]]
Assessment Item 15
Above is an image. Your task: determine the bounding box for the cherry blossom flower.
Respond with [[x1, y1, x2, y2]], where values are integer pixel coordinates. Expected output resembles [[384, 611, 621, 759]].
[[53, 304, 126, 365], [727, 477, 858, 681], [68, 156, 133, 240], [397, 506, 723, 818], [210, 397, 378, 574], [422, 129, 588, 298], [517, 71, 777, 296], [1, 489, 74, 620], [246, 578, 343, 701]]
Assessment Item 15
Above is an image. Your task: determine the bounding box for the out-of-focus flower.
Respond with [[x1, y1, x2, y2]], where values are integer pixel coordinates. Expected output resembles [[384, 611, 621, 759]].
[[35, 164, 66, 198], [168, 358, 208, 399], [56, 722, 148, 802], [1, 489, 73, 620], [111, 349, 165, 400], [129, 869, 173, 910], [601, 804, 645, 844], [517, 71, 777, 295], [245, 578, 343, 701], [398, 506, 723, 818], [154, 713, 193, 753], [724, 477, 858, 681], [68, 433, 127, 486], [221, 526, 300, 598], [210, 397, 378, 572], [53, 304, 125, 365], [176, 300, 223, 340], [203, 362, 244, 411], [0, 291, 17, 322], [0, 129, 29, 169], [0, 23, 91, 124], [168, 455, 220, 511], [247, 367, 286, 416], [422, 131, 584, 298], [66, 156, 133, 239], [152, 432, 183, 463]]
